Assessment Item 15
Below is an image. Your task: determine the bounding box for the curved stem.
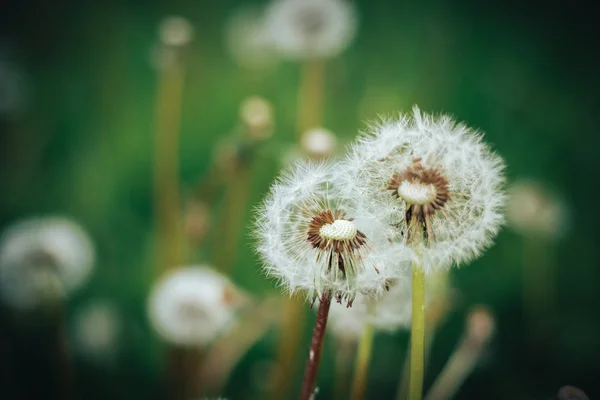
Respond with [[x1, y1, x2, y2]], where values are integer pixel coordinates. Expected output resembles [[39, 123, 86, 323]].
[[299, 293, 332, 400], [409, 264, 426, 400], [423, 339, 477, 400], [350, 323, 374, 400]]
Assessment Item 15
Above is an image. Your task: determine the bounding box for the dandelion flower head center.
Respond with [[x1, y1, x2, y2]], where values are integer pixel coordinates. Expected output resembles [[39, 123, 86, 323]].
[[386, 158, 449, 213], [385, 158, 450, 243], [306, 209, 369, 280], [397, 181, 437, 206], [319, 219, 358, 241]]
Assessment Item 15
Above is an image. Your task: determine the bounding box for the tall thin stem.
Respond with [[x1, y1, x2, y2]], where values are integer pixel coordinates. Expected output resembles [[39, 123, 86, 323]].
[[350, 323, 374, 400], [424, 338, 478, 400], [296, 60, 325, 138], [409, 263, 426, 400], [154, 48, 186, 274], [299, 293, 332, 400]]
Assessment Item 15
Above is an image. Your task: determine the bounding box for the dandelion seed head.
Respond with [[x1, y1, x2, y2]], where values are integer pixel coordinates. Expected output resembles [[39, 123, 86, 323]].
[[240, 96, 274, 139], [265, 0, 357, 60], [72, 301, 121, 362], [341, 106, 506, 274], [159, 16, 194, 47], [327, 279, 415, 340], [0, 217, 94, 310], [301, 127, 337, 158], [254, 161, 409, 306], [147, 266, 241, 346], [507, 179, 568, 240]]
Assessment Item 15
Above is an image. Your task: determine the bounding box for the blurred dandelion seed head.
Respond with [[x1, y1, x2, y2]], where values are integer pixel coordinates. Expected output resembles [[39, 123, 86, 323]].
[[147, 266, 241, 346], [240, 96, 274, 139], [341, 106, 506, 274], [254, 162, 409, 306], [73, 301, 121, 361], [0, 217, 95, 310], [507, 179, 569, 240], [301, 127, 337, 158], [328, 273, 448, 339], [265, 0, 357, 60], [159, 16, 194, 47]]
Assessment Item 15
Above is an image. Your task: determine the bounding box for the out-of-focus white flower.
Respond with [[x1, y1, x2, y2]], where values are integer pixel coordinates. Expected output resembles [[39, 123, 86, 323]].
[[327, 281, 411, 340], [147, 266, 243, 347], [0, 217, 95, 310], [328, 272, 449, 340], [265, 0, 357, 60], [72, 301, 120, 361], [159, 16, 194, 47], [507, 180, 569, 240], [225, 6, 279, 70], [301, 127, 337, 158], [240, 96, 274, 139], [254, 162, 409, 306], [341, 106, 506, 274]]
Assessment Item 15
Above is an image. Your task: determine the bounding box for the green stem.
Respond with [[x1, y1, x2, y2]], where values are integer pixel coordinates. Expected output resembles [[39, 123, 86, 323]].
[[350, 323, 374, 400], [409, 263, 426, 400]]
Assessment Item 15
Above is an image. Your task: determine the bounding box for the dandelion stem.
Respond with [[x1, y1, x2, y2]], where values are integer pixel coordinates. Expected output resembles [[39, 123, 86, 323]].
[[424, 339, 478, 400], [350, 323, 374, 400], [409, 263, 426, 400], [212, 165, 252, 272], [153, 47, 186, 274], [297, 60, 325, 138], [299, 292, 332, 400]]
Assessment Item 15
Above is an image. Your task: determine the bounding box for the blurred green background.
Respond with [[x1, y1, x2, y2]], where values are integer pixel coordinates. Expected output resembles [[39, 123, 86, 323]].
[[1, 0, 599, 399]]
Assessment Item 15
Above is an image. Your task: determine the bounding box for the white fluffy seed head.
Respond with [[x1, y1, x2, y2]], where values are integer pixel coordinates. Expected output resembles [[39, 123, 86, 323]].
[[147, 266, 242, 347], [72, 301, 121, 362], [265, 0, 358, 60], [507, 179, 569, 240], [319, 219, 357, 241], [301, 127, 337, 158], [327, 275, 448, 340], [240, 96, 274, 139], [397, 181, 437, 205], [159, 16, 194, 46], [340, 106, 506, 274], [253, 161, 410, 305], [0, 216, 95, 310]]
